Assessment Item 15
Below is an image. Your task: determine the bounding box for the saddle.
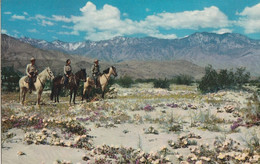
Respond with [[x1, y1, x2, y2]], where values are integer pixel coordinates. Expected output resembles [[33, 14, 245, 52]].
[[24, 76, 37, 83], [60, 75, 74, 85], [90, 75, 101, 87]]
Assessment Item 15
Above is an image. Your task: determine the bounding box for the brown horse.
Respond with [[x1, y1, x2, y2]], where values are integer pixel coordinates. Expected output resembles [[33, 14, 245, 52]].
[[82, 66, 117, 100], [50, 69, 86, 105]]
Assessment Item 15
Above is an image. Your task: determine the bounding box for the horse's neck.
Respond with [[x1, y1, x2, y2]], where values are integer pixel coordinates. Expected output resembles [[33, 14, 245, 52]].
[[103, 71, 111, 80], [74, 73, 81, 83], [38, 70, 48, 83]]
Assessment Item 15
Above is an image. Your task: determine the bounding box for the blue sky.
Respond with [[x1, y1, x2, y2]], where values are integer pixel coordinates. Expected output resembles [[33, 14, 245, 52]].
[[2, 0, 260, 42]]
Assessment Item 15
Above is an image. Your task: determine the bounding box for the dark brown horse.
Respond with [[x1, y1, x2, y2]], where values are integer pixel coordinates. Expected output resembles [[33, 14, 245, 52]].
[[50, 69, 86, 105]]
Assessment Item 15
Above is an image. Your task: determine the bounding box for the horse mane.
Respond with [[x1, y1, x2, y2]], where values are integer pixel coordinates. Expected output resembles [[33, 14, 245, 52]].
[[38, 67, 48, 77], [103, 67, 110, 74]]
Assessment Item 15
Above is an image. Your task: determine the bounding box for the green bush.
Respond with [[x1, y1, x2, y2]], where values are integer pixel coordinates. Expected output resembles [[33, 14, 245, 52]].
[[198, 65, 219, 93], [172, 74, 194, 85], [234, 67, 250, 87], [135, 78, 156, 83], [1, 66, 22, 92], [117, 75, 134, 88], [198, 65, 251, 93], [153, 78, 170, 89], [218, 69, 235, 89]]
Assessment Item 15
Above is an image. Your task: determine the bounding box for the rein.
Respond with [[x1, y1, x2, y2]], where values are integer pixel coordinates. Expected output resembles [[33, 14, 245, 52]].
[[37, 69, 52, 88], [38, 76, 45, 88], [103, 73, 109, 82]]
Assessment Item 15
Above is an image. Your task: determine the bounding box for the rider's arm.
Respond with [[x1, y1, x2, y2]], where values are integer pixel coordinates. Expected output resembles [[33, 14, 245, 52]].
[[91, 65, 94, 74], [64, 66, 67, 75], [26, 64, 30, 76]]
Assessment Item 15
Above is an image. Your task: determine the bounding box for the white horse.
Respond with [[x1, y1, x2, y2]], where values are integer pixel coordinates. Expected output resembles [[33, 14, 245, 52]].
[[19, 67, 54, 105], [82, 66, 118, 100]]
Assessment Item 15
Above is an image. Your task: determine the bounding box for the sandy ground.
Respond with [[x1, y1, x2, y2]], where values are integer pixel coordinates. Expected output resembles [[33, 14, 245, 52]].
[[1, 83, 260, 163]]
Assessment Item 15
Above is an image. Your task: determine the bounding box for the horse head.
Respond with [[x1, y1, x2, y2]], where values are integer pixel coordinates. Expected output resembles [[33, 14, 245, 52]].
[[111, 66, 118, 77], [75, 69, 87, 82], [80, 68, 87, 81], [46, 67, 55, 80]]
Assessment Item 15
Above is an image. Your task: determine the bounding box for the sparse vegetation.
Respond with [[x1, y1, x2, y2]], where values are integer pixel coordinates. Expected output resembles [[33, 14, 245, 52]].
[[1, 66, 22, 92], [153, 78, 170, 89], [171, 74, 194, 85], [117, 75, 134, 88], [199, 65, 251, 93]]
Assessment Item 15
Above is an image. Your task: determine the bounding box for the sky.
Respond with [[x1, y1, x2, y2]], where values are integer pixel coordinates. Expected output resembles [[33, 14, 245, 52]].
[[1, 0, 260, 42]]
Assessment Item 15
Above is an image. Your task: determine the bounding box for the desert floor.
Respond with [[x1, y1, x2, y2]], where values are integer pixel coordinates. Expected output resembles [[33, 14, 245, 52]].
[[1, 83, 260, 164]]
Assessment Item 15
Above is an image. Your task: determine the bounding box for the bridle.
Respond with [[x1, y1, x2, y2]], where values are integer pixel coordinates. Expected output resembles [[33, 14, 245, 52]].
[[46, 68, 54, 79]]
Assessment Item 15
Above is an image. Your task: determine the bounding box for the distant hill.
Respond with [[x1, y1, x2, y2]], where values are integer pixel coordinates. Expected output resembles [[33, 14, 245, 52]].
[[19, 32, 260, 76], [1, 34, 205, 79]]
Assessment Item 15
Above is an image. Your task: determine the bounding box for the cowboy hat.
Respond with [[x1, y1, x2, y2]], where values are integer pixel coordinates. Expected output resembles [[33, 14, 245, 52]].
[[30, 57, 36, 61]]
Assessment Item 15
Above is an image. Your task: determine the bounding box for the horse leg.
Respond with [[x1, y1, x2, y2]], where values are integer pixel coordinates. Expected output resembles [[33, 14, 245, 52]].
[[57, 87, 60, 103], [101, 86, 105, 99], [22, 88, 27, 105], [73, 89, 77, 104], [69, 89, 72, 106], [87, 87, 91, 101], [20, 88, 26, 105], [37, 90, 43, 106], [82, 88, 86, 101], [20, 88, 23, 105]]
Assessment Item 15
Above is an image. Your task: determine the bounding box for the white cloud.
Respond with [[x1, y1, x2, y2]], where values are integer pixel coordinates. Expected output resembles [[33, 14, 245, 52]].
[[52, 15, 72, 22], [13, 30, 20, 34], [237, 3, 260, 33], [41, 20, 54, 26], [58, 31, 79, 35], [28, 29, 38, 33], [144, 6, 229, 30], [67, 2, 230, 41], [4, 12, 12, 15], [30, 14, 47, 20], [11, 14, 26, 20], [146, 8, 150, 12], [213, 28, 233, 34], [150, 33, 177, 39], [62, 25, 73, 29], [23, 12, 28, 15], [1, 29, 8, 34], [21, 2, 230, 41]]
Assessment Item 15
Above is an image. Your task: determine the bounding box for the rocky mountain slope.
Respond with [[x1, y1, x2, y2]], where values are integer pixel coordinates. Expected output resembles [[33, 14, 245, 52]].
[[2, 34, 204, 79], [19, 32, 260, 76]]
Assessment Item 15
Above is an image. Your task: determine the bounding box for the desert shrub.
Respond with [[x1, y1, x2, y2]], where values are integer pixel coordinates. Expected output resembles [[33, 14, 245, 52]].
[[135, 78, 153, 83], [198, 65, 219, 93], [218, 69, 235, 89], [117, 75, 134, 88], [172, 74, 194, 85], [153, 78, 170, 89], [234, 67, 250, 86], [199, 65, 251, 93], [1, 66, 22, 92]]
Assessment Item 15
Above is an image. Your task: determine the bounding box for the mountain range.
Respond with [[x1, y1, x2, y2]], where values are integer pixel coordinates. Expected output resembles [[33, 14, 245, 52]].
[[18, 32, 260, 76], [1, 34, 205, 79]]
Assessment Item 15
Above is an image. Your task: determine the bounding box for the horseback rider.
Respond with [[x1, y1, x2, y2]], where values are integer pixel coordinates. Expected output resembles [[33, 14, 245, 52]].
[[91, 59, 100, 88], [64, 59, 72, 87], [26, 57, 38, 93]]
